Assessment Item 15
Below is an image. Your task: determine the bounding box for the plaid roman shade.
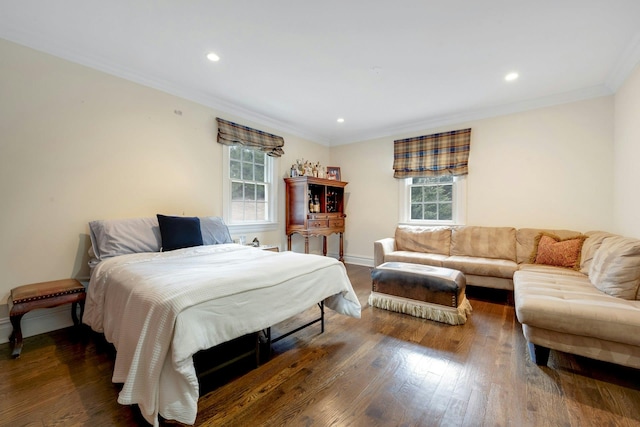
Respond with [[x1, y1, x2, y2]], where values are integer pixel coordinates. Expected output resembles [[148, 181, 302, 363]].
[[216, 117, 285, 157], [393, 128, 471, 178]]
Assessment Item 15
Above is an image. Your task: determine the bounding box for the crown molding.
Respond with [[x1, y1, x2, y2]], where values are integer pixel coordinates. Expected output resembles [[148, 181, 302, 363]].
[[328, 85, 613, 146], [0, 29, 622, 149], [605, 32, 640, 92], [0, 32, 332, 146]]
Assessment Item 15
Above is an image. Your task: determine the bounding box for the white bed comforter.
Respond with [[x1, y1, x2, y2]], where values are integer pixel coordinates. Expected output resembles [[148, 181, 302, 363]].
[[83, 244, 361, 426]]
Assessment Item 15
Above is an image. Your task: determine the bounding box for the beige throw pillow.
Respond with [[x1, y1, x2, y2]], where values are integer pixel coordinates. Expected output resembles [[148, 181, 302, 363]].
[[589, 235, 640, 300], [580, 231, 616, 274]]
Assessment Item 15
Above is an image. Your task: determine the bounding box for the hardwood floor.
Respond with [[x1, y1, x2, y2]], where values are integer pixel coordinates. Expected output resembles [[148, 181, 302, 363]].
[[1, 264, 639, 426]]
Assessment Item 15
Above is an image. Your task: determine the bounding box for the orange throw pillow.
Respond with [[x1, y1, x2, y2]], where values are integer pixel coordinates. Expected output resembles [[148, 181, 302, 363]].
[[530, 233, 587, 270]]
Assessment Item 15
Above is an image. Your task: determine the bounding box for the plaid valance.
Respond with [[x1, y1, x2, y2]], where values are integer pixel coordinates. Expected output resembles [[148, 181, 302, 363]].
[[216, 117, 285, 157], [393, 128, 471, 178]]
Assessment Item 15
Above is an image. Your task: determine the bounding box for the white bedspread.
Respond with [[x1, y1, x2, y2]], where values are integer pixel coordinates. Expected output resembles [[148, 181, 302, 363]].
[[83, 244, 361, 426]]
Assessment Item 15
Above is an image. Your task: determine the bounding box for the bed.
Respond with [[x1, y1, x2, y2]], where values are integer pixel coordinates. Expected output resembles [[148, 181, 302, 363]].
[[82, 215, 361, 426]]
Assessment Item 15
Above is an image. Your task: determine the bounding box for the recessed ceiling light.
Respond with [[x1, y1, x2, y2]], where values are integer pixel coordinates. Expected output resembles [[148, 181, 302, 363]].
[[206, 52, 220, 62], [337, 118, 345, 123], [505, 72, 519, 82]]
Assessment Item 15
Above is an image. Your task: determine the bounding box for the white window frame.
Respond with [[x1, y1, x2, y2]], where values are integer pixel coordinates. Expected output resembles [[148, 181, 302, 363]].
[[222, 145, 278, 234], [399, 175, 467, 225]]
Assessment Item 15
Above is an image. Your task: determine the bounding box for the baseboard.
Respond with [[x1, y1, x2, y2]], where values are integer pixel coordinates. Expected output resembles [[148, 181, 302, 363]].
[[326, 252, 374, 267], [345, 255, 374, 267], [0, 305, 75, 345]]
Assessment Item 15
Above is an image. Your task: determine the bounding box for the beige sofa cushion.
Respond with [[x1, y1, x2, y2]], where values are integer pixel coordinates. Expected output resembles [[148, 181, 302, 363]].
[[450, 226, 516, 261], [589, 236, 640, 300], [580, 231, 616, 274], [384, 251, 448, 267], [514, 270, 640, 347], [444, 256, 517, 279], [518, 263, 586, 277], [395, 225, 451, 255], [516, 228, 583, 264]]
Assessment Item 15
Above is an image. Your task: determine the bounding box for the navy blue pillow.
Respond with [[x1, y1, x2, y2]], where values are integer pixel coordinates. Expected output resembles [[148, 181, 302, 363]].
[[157, 214, 203, 251]]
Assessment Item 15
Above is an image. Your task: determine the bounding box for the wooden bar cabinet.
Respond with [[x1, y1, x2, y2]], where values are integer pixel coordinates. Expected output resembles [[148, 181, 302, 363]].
[[284, 176, 347, 262]]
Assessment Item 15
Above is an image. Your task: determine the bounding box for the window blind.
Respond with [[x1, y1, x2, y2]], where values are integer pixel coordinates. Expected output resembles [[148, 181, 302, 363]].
[[216, 117, 285, 157], [393, 128, 471, 178]]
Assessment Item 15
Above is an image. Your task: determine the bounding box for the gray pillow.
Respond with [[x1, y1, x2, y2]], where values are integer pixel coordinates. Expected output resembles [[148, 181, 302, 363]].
[[89, 217, 161, 261], [200, 216, 232, 245]]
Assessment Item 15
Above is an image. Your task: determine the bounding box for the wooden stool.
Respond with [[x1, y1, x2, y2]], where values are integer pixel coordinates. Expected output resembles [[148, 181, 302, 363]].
[[8, 278, 86, 358]]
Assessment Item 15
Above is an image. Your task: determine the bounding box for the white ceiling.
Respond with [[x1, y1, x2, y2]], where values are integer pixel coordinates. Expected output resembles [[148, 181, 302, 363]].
[[2, 1, 640, 145]]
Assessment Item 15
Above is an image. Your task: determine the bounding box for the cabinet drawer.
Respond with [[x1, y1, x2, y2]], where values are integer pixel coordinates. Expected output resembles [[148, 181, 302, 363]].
[[308, 220, 328, 228], [329, 219, 344, 228]]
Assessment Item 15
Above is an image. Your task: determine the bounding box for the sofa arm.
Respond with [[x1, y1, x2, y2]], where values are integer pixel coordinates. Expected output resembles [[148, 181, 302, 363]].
[[374, 238, 396, 267]]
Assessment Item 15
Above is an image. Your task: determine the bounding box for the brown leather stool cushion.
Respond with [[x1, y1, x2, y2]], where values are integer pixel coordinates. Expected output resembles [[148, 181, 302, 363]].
[[372, 262, 466, 307], [9, 279, 86, 316]]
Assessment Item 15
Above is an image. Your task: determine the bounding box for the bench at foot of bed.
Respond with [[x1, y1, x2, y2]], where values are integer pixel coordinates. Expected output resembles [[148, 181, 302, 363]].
[[8, 278, 86, 358]]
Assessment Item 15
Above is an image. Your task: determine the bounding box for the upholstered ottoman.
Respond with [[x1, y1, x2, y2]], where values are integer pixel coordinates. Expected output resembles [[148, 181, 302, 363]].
[[8, 278, 86, 358], [369, 262, 472, 325]]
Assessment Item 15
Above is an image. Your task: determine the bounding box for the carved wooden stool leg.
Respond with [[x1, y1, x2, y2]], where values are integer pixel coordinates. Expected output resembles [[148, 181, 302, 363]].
[[10, 314, 25, 358], [71, 300, 86, 326]]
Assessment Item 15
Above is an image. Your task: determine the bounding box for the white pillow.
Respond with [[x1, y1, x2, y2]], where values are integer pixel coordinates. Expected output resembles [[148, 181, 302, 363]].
[[89, 217, 161, 261]]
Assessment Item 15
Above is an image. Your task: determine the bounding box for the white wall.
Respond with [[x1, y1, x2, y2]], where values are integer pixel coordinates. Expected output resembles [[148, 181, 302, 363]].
[[0, 38, 329, 314], [613, 64, 640, 238], [331, 97, 615, 262], [328, 136, 398, 264], [466, 98, 614, 229]]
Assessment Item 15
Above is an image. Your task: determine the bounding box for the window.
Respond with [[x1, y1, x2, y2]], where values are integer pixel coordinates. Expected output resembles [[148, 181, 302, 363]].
[[223, 145, 278, 232], [399, 175, 466, 225], [410, 176, 453, 221], [230, 146, 266, 221]]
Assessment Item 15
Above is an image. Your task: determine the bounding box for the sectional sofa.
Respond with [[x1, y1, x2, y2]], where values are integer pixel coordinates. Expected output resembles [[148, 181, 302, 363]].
[[374, 225, 640, 369]]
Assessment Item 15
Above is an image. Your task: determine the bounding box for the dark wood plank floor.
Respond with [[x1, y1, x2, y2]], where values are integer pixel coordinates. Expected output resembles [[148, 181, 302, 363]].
[[1, 264, 639, 426]]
